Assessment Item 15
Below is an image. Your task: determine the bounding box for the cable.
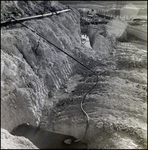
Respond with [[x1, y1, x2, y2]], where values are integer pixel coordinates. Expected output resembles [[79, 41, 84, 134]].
[[75, 73, 98, 142], [10, 16, 99, 142]]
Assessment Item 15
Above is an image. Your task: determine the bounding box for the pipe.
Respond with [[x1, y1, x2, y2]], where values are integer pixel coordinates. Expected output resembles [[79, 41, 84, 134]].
[[1, 9, 71, 26]]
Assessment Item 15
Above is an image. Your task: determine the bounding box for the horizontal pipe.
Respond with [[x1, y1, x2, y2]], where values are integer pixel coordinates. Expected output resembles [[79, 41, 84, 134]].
[[1, 9, 71, 26]]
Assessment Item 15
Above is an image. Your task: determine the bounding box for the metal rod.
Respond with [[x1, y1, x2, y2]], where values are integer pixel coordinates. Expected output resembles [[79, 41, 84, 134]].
[[1, 9, 71, 26]]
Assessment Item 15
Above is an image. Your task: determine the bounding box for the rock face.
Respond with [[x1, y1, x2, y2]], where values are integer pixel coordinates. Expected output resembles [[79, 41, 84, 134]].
[[1, 1, 147, 149], [1, 1, 84, 132], [1, 1, 99, 148]]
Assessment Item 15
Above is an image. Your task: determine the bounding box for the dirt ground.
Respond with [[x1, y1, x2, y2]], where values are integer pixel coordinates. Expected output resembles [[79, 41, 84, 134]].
[[40, 36, 147, 149]]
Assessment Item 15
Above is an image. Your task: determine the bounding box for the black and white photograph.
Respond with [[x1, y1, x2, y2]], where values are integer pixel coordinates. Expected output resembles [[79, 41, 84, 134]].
[[1, 1, 147, 149]]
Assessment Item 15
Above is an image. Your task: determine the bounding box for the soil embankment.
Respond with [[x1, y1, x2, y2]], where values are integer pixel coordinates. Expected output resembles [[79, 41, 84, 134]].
[[1, 1, 147, 149]]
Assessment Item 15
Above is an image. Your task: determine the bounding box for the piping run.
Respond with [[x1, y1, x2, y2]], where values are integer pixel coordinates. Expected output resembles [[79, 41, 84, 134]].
[[1, 9, 71, 26], [9, 16, 99, 143]]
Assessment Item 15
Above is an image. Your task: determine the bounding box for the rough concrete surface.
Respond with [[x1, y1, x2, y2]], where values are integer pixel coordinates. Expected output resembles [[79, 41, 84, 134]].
[[1, 1, 147, 149]]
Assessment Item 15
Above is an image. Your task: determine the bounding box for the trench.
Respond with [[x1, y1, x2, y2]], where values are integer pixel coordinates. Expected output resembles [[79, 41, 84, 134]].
[[39, 29, 147, 149], [8, 27, 147, 150], [11, 12, 147, 150], [2, 1, 147, 149], [8, 9, 97, 150]]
